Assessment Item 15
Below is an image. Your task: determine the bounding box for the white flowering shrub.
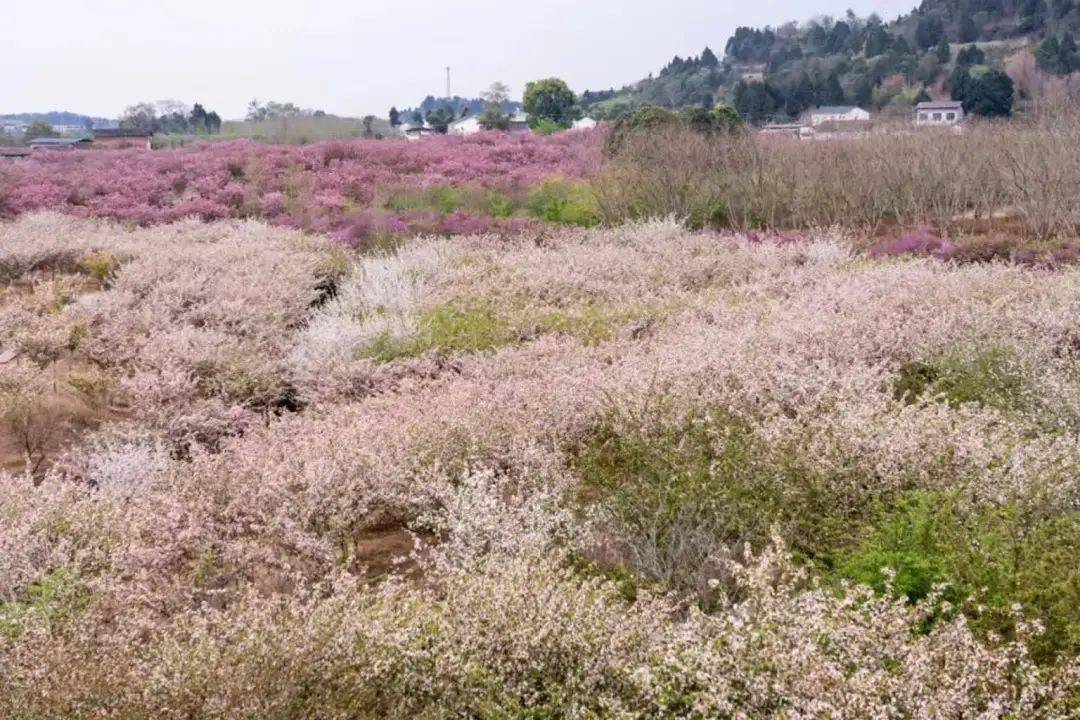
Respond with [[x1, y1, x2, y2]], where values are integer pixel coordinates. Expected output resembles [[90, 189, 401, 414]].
[[1, 215, 1078, 714]]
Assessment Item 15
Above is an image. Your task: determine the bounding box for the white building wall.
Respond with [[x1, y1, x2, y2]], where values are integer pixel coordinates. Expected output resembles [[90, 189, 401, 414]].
[[809, 108, 870, 126]]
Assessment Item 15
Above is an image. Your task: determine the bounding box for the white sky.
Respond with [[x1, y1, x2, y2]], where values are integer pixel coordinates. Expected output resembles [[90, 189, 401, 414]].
[[6, 1, 915, 120]]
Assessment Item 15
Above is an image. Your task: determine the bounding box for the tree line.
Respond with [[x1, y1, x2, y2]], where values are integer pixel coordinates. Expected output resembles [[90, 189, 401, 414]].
[[119, 100, 223, 135], [388, 78, 581, 135]]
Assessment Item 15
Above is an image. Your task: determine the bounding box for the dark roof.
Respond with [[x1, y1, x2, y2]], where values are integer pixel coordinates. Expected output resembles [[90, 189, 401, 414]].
[[29, 137, 92, 146], [812, 106, 863, 115], [93, 128, 152, 138], [916, 101, 963, 110]]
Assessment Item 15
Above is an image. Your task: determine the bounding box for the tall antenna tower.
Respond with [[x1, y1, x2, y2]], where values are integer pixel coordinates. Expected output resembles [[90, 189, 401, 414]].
[[446, 66, 451, 99]]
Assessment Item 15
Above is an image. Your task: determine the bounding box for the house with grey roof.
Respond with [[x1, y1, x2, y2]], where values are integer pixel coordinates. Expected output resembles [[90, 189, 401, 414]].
[[914, 100, 964, 127], [808, 106, 870, 127], [28, 137, 93, 150]]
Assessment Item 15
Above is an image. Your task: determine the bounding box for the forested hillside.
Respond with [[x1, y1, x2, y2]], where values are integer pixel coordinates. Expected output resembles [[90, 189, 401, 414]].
[[582, 0, 1080, 121]]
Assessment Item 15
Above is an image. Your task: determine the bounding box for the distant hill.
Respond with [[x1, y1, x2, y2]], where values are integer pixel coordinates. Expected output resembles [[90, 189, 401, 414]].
[[582, 0, 1080, 121], [0, 111, 116, 129]]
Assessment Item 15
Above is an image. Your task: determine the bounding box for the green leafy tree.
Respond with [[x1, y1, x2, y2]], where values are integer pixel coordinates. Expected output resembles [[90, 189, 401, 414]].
[[531, 118, 562, 136], [361, 115, 378, 138], [523, 78, 578, 129], [915, 16, 945, 50], [425, 107, 456, 134], [389, 107, 401, 127], [712, 103, 744, 130], [23, 120, 58, 140], [1037, 33, 1079, 74], [1037, 36, 1062, 72], [734, 81, 782, 124], [205, 111, 222, 134], [958, 15, 979, 43], [936, 38, 951, 64], [864, 24, 891, 56], [478, 82, 513, 131], [956, 44, 986, 68], [188, 103, 209, 133], [784, 73, 815, 116], [963, 69, 1014, 117], [118, 102, 158, 133], [1064, 33, 1080, 71], [818, 74, 846, 105]]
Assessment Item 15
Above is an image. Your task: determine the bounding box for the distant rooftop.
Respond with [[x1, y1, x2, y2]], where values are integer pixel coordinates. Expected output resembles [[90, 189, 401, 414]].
[[916, 100, 964, 110], [811, 106, 863, 114], [93, 128, 152, 138], [29, 137, 91, 146]]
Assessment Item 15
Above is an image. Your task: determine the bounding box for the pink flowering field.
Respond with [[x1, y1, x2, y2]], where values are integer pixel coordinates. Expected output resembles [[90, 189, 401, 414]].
[[0, 131, 602, 244], [2, 210, 1079, 716]]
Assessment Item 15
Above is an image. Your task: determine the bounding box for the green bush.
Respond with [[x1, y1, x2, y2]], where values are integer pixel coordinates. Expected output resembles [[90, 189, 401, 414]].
[[385, 185, 462, 215], [486, 193, 516, 218], [838, 491, 1080, 664], [358, 303, 513, 362], [531, 118, 563, 136], [892, 347, 1026, 411], [572, 404, 883, 596], [77, 252, 123, 285], [417, 303, 510, 355], [525, 180, 599, 227], [605, 104, 744, 158], [603, 106, 680, 157], [0, 568, 89, 640], [575, 406, 778, 595]]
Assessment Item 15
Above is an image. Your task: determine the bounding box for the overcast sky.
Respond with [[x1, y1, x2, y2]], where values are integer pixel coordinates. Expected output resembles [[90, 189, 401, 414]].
[[7, 0, 915, 120]]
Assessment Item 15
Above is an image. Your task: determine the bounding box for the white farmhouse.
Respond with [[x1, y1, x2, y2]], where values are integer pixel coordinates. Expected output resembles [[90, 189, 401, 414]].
[[572, 117, 597, 130], [448, 111, 534, 135], [403, 123, 437, 141], [808, 106, 870, 127], [449, 116, 482, 135], [914, 100, 964, 127]]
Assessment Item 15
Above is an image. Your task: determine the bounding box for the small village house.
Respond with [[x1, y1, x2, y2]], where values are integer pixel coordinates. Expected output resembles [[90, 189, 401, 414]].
[[448, 116, 481, 135], [442, 110, 534, 137], [403, 123, 438, 141], [92, 128, 152, 150], [28, 137, 93, 151], [506, 110, 531, 132], [914, 100, 964, 127], [760, 122, 812, 139], [808, 106, 870, 127]]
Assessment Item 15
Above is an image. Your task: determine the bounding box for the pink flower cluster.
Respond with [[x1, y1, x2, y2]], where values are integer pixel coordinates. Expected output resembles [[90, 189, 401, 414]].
[[0, 132, 601, 242]]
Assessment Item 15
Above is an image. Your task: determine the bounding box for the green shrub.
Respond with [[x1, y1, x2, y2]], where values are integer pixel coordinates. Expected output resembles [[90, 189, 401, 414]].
[[531, 118, 563, 136], [77, 252, 122, 285], [358, 303, 513, 362], [605, 104, 744, 158], [892, 347, 1026, 411], [839, 492, 961, 604], [385, 185, 462, 215], [838, 491, 1080, 664], [525, 180, 599, 227], [575, 405, 803, 597], [487, 193, 516, 218], [0, 568, 89, 640], [417, 303, 510, 355]]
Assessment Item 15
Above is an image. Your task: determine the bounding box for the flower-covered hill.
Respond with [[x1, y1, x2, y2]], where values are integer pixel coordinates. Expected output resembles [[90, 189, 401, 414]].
[[0, 130, 602, 243]]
